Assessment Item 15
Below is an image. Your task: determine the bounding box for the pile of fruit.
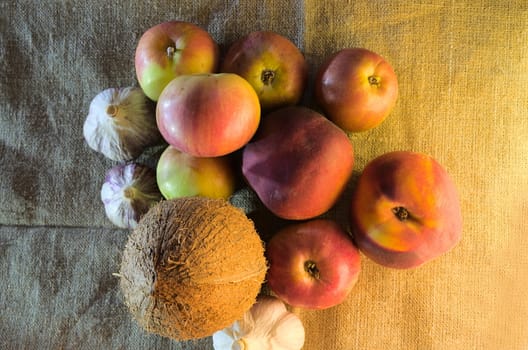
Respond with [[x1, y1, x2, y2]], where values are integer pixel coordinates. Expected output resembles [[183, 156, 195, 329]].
[[84, 21, 462, 349]]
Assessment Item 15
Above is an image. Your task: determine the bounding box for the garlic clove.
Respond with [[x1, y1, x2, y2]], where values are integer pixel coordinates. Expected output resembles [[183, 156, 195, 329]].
[[212, 296, 305, 350], [83, 87, 162, 162], [101, 163, 162, 229], [239, 337, 272, 350], [249, 296, 288, 328], [212, 321, 243, 349], [269, 312, 306, 350]]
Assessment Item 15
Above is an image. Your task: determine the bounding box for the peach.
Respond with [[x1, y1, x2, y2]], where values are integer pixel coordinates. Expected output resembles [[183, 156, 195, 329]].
[[350, 151, 462, 269], [242, 106, 354, 220], [315, 48, 398, 132]]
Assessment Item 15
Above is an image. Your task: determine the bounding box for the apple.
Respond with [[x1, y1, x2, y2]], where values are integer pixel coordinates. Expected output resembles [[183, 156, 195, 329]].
[[242, 106, 354, 220], [350, 151, 462, 269], [221, 30, 308, 111], [265, 219, 361, 309], [156, 145, 236, 200], [135, 21, 219, 101], [314, 48, 398, 132], [157, 73, 261, 157]]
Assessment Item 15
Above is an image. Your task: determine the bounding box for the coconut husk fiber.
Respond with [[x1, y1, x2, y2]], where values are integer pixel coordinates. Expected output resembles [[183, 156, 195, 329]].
[[1, 1, 528, 350], [119, 197, 267, 341]]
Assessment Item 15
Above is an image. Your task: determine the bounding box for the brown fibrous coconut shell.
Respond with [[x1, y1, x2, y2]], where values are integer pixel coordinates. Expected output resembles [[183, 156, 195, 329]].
[[119, 196, 268, 340]]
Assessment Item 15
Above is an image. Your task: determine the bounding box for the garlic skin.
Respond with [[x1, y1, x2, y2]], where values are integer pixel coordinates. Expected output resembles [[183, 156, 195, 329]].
[[101, 163, 162, 229], [83, 87, 162, 162], [213, 296, 305, 350]]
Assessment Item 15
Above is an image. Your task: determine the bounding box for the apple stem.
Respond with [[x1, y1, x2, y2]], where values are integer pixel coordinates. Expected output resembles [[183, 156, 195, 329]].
[[304, 260, 320, 280], [368, 75, 381, 87], [392, 206, 409, 221], [166, 46, 176, 58], [261, 70, 275, 85], [106, 104, 118, 117]]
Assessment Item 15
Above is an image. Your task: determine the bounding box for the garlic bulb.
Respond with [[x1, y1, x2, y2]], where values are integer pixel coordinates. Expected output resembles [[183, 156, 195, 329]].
[[83, 87, 162, 162], [213, 296, 305, 350], [101, 163, 162, 229]]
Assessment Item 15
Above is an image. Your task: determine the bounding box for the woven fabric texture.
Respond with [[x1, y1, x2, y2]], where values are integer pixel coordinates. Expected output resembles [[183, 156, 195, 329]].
[[1, 1, 527, 349]]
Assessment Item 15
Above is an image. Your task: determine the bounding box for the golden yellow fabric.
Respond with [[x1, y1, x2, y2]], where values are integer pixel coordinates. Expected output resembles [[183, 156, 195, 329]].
[[300, 2, 528, 349]]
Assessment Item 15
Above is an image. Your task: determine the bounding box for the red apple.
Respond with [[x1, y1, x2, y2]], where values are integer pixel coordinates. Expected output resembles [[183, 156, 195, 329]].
[[315, 48, 398, 132], [266, 219, 361, 309], [350, 151, 462, 269], [242, 106, 354, 220], [156, 145, 236, 200], [221, 31, 308, 111], [157, 73, 261, 157], [135, 21, 219, 101]]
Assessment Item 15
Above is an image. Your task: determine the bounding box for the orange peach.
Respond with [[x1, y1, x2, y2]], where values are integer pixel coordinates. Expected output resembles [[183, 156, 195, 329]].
[[350, 151, 462, 269], [315, 48, 398, 132], [266, 219, 361, 309]]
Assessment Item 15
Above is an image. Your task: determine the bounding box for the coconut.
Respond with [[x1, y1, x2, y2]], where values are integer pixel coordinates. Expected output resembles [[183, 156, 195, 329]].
[[118, 196, 268, 340]]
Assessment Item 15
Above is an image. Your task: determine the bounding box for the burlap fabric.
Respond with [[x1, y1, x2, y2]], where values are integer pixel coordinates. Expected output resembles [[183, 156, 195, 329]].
[[1, 1, 527, 349]]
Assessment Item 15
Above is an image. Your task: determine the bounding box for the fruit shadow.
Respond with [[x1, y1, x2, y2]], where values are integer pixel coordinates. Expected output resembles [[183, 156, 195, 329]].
[[317, 169, 362, 236], [230, 169, 363, 244]]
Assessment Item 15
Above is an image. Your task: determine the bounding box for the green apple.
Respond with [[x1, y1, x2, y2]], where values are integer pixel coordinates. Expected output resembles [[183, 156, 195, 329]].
[[135, 21, 219, 101], [156, 145, 236, 200], [221, 31, 308, 111]]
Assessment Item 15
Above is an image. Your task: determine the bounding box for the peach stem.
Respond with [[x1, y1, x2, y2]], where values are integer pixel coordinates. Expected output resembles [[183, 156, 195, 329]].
[[304, 260, 320, 280], [368, 75, 381, 86], [392, 206, 409, 221]]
